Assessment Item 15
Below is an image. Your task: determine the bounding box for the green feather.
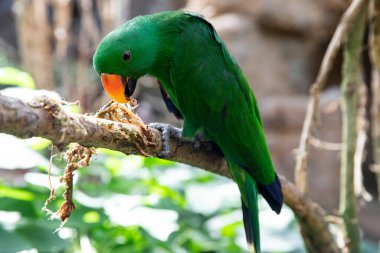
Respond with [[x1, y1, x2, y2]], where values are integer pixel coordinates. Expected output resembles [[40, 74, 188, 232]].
[[228, 160, 260, 253], [93, 11, 283, 253]]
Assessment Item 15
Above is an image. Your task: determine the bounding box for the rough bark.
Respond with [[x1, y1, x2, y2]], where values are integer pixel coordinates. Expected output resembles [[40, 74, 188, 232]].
[[0, 94, 340, 253]]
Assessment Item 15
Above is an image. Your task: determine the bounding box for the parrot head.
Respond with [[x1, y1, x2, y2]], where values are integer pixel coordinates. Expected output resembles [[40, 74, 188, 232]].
[[93, 15, 160, 103]]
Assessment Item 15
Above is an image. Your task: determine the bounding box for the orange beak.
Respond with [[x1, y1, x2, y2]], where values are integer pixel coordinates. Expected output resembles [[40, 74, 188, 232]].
[[100, 73, 137, 103]]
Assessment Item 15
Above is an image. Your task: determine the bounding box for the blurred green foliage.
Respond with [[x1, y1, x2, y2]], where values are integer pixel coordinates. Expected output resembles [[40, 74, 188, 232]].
[[0, 67, 35, 89], [0, 137, 306, 253]]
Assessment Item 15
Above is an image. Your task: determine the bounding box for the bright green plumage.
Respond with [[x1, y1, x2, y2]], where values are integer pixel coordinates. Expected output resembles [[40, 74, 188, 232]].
[[94, 11, 283, 253]]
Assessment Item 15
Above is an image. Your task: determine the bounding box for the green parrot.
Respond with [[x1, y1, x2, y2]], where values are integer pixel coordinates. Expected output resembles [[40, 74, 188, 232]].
[[93, 11, 283, 253]]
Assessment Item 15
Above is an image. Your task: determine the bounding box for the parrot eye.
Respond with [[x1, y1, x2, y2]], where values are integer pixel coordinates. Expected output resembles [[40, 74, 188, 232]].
[[122, 50, 132, 62]]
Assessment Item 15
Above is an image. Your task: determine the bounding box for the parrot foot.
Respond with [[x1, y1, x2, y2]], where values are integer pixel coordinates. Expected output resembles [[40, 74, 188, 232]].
[[148, 123, 182, 158]]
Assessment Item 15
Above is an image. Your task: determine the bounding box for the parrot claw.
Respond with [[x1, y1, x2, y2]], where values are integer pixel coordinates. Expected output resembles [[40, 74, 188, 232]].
[[148, 123, 182, 158]]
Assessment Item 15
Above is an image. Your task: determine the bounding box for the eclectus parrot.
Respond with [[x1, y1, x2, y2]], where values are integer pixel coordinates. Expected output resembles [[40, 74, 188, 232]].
[[93, 11, 283, 253]]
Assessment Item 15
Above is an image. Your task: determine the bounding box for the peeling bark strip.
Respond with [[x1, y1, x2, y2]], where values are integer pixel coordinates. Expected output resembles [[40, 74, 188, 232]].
[[43, 144, 95, 224], [0, 94, 341, 253]]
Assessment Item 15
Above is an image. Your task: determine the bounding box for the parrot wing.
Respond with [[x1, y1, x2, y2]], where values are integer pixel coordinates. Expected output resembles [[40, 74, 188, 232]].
[[169, 12, 283, 213]]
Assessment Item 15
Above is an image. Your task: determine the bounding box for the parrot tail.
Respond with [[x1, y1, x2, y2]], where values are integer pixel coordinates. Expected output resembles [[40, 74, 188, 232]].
[[242, 171, 260, 253], [257, 174, 283, 214], [227, 160, 261, 253]]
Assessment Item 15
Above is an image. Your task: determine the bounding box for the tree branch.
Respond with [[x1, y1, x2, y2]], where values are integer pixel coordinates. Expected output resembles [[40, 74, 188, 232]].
[[339, 4, 367, 252], [294, 0, 369, 194], [369, 0, 380, 202], [0, 94, 340, 253]]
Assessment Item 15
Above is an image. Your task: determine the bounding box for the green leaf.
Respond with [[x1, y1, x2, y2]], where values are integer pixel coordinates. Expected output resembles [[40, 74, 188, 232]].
[[0, 197, 37, 218], [0, 186, 34, 201], [0, 67, 36, 89], [83, 211, 101, 224], [143, 157, 176, 169], [14, 222, 70, 253], [221, 221, 241, 237], [0, 226, 34, 253]]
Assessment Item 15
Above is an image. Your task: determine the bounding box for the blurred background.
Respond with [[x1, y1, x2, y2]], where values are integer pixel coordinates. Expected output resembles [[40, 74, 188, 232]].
[[0, 0, 378, 252]]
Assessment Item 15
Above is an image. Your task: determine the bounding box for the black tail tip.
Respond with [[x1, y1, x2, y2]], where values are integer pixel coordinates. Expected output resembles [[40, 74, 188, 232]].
[[258, 174, 283, 214]]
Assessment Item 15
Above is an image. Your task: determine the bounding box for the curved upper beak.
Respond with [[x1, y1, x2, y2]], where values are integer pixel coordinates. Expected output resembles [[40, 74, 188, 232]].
[[100, 73, 137, 103]]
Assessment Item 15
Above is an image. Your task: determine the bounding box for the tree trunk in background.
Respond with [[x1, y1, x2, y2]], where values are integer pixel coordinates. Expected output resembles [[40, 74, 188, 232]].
[[53, 0, 72, 58], [75, 0, 101, 109], [14, 0, 53, 89], [52, 0, 73, 99]]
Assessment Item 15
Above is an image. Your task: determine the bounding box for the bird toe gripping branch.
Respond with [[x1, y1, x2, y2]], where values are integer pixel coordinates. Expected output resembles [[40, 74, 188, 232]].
[[148, 122, 182, 158]]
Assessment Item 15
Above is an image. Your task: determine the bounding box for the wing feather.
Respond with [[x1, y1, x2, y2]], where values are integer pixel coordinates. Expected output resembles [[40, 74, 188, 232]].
[[170, 13, 274, 184]]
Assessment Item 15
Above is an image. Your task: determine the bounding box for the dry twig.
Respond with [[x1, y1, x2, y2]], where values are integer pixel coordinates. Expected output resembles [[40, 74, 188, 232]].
[[309, 136, 342, 151], [354, 85, 372, 201], [42, 148, 58, 213], [294, 0, 369, 194]]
